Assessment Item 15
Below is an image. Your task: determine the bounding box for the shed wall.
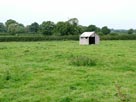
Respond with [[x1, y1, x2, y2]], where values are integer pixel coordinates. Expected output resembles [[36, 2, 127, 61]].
[[95, 34, 100, 44], [80, 37, 89, 45]]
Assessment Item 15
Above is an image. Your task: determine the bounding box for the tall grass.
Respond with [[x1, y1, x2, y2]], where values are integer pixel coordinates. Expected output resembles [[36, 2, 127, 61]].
[[70, 56, 96, 66]]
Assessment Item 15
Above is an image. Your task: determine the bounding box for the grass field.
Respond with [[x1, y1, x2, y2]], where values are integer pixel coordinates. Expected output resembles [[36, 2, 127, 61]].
[[0, 40, 136, 102]]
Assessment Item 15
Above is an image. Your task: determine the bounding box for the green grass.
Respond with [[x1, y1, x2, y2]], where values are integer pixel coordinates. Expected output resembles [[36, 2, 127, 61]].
[[0, 40, 136, 102]]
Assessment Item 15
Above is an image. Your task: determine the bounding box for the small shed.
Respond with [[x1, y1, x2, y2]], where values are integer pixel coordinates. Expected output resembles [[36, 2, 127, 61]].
[[79, 32, 100, 45]]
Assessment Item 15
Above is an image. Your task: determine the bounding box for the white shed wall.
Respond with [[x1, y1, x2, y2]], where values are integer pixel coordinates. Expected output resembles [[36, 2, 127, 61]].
[[95, 34, 100, 44], [80, 37, 89, 45]]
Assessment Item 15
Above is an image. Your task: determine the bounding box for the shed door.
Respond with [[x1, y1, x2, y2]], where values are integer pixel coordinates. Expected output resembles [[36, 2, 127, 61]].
[[89, 37, 95, 44]]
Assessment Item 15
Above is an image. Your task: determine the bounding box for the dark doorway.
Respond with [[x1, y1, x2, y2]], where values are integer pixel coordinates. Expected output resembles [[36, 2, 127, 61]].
[[89, 37, 95, 44]]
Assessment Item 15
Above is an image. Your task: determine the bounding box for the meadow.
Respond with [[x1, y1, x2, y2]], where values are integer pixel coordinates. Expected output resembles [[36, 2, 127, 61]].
[[0, 40, 136, 102]]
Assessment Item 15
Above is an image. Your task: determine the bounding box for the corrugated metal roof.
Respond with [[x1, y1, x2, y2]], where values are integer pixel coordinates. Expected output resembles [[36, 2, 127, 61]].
[[80, 32, 95, 37]]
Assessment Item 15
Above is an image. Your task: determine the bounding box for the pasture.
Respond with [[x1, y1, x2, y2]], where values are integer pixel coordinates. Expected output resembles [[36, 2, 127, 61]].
[[0, 40, 136, 102]]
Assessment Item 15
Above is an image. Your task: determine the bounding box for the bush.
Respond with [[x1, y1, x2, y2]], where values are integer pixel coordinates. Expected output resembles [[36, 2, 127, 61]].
[[0, 35, 79, 42], [100, 34, 136, 40], [110, 33, 119, 36], [0, 34, 136, 42]]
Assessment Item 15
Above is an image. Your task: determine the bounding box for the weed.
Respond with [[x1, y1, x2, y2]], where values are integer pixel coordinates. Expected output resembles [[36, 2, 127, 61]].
[[115, 83, 130, 102], [70, 56, 96, 66], [5, 71, 11, 80], [24, 49, 29, 53], [59, 97, 72, 102]]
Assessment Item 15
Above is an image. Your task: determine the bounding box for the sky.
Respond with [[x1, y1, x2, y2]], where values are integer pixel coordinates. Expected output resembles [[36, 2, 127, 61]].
[[0, 0, 136, 29]]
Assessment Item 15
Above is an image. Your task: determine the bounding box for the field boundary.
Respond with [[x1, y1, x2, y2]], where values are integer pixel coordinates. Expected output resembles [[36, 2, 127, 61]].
[[0, 34, 136, 42]]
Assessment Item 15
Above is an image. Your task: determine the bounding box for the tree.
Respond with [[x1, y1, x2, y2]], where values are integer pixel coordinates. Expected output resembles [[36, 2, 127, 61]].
[[29, 22, 39, 33], [5, 19, 17, 28], [5, 19, 19, 34], [40, 21, 55, 35], [8, 23, 25, 34], [67, 18, 81, 35], [75, 25, 84, 34], [96, 27, 101, 33], [128, 29, 133, 34], [67, 18, 79, 26], [101, 26, 111, 34], [54, 21, 64, 35], [87, 25, 97, 32], [8, 23, 17, 34], [0, 23, 6, 32], [68, 25, 81, 35], [16, 24, 25, 34], [54, 20, 81, 35], [54, 21, 69, 35]]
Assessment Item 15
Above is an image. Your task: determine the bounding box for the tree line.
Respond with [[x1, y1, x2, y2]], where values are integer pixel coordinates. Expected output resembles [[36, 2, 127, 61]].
[[0, 18, 134, 35]]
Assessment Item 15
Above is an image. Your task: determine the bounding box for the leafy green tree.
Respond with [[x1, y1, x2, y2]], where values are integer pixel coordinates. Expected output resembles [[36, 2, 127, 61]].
[[128, 29, 133, 34], [69, 25, 82, 35], [16, 24, 25, 34], [8, 23, 17, 34], [75, 25, 85, 34], [8, 23, 25, 34], [101, 26, 111, 34], [54, 21, 69, 35], [87, 25, 97, 32], [55, 22, 72, 35], [96, 27, 101, 33], [40, 21, 55, 35], [25, 25, 30, 33], [29, 22, 39, 33], [67, 18, 79, 26], [0, 23, 6, 32], [5, 19, 17, 28], [5, 19, 25, 34], [78, 25, 87, 33], [67, 18, 81, 35], [54, 21, 81, 35]]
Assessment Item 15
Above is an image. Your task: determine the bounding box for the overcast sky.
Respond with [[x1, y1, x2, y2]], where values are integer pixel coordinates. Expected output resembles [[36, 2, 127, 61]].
[[0, 0, 136, 29]]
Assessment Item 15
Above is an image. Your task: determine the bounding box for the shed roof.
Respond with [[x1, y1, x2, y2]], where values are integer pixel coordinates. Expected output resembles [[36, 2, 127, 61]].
[[80, 32, 95, 37]]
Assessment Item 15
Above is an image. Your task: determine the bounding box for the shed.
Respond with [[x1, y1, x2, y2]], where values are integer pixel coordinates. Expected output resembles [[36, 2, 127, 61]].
[[79, 32, 100, 45]]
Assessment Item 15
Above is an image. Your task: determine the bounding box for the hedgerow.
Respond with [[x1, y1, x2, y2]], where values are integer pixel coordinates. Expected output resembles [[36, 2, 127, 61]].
[[0, 35, 79, 42], [0, 34, 136, 42]]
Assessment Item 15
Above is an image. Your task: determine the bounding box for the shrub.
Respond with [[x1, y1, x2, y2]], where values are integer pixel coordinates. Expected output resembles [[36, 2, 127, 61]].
[[110, 33, 119, 36], [0, 34, 136, 42], [100, 34, 136, 40], [0, 35, 79, 42]]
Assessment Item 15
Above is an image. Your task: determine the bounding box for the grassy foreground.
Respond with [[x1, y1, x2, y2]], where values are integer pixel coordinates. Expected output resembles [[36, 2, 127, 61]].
[[0, 40, 136, 102]]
